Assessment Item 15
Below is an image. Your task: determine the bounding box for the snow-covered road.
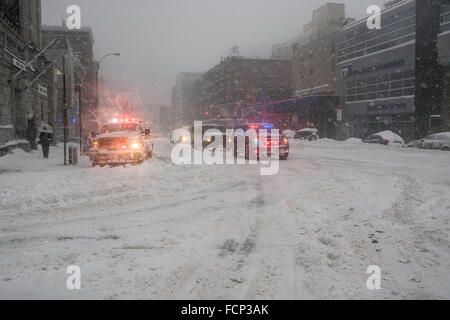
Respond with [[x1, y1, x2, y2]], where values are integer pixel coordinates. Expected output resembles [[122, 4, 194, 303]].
[[1, 138, 449, 299]]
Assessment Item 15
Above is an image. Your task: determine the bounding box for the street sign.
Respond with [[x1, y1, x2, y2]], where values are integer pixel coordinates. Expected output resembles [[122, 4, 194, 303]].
[[13, 58, 27, 71], [38, 85, 48, 97]]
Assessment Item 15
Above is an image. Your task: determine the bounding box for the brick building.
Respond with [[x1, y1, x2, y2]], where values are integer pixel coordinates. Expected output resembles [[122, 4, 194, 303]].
[[0, 0, 54, 149], [199, 56, 292, 120]]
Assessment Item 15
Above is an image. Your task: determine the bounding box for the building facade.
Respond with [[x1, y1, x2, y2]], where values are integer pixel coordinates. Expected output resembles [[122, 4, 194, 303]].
[[0, 0, 53, 148], [292, 4, 348, 97], [271, 35, 303, 61], [199, 56, 292, 120], [41, 26, 97, 143], [439, 1, 450, 131], [336, 0, 450, 141]]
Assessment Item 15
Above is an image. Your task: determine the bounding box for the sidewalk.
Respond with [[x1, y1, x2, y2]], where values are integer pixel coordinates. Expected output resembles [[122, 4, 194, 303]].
[[0, 143, 91, 174]]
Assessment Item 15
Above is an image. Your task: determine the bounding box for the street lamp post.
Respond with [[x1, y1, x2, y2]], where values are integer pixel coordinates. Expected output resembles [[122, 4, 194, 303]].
[[95, 53, 120, 120]]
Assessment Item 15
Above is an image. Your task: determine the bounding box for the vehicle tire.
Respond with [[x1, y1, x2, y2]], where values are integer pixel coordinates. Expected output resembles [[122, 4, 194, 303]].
[[280, 155, 288, 160], [442, 146, 450, 151], [309, 135, 317, 141]]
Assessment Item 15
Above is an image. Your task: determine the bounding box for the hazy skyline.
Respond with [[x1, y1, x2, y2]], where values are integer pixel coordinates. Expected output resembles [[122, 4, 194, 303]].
[[42, 0, 385, 105]]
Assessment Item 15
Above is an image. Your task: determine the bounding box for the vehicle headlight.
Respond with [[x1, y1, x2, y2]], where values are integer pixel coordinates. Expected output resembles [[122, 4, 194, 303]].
[[131, 140, 143, 149]]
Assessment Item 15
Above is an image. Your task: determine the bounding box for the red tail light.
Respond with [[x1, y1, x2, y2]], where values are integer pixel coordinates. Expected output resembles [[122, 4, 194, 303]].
[[384, 140, 389, 145], [283, 138, 288, 145]]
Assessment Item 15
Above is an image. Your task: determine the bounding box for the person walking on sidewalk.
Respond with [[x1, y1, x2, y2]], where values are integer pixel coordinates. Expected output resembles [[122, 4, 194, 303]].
[[39, 126, 53, 159]]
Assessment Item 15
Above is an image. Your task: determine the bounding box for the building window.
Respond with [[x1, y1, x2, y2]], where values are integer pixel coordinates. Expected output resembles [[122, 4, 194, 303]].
[[337, 2, 416, 63], [345, 69, 415, 102], [0, 0, 21, 34]]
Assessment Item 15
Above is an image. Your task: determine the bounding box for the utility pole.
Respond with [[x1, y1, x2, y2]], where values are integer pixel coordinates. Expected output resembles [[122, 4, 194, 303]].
[[63, 54, 67, 166]]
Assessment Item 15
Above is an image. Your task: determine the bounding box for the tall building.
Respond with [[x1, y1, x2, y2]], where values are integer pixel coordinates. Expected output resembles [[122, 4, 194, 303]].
[[336, 0, 450, 141], [271, 35, 304, 61], [0, 0, 52, 148], [263, 3, 353, 136], [292, 3, 350, 97], [272, 3, 353, 97]]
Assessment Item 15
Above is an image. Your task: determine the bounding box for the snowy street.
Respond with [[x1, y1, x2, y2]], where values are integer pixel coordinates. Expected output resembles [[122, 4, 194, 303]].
[[0, 137, 449, 299]]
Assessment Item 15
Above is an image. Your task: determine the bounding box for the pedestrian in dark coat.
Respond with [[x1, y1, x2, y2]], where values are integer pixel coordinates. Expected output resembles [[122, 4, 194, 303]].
[[39, 128, 53, 159]]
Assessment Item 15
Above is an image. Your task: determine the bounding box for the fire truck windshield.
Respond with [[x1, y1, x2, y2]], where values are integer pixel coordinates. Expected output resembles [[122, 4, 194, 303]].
[[101, 123, 140, 133]]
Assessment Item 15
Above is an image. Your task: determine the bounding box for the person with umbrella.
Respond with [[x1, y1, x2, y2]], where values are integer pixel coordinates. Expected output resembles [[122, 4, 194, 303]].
[[38, 125, 53, 159]]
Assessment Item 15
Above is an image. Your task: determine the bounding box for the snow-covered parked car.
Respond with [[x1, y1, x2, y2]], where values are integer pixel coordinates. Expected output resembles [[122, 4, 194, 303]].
[[417, 132, 450, 151], [406, 139, 421, 148], [90, 119, 153, 167], [282, 129, 296, 139], [345, 138, 363, 144], [294, 128, 319, 141], [363, 130, 405, 147]]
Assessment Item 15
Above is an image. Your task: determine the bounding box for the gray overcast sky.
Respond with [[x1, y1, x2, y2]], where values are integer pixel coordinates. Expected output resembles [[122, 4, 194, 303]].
[[42, 0, 385, 105]]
